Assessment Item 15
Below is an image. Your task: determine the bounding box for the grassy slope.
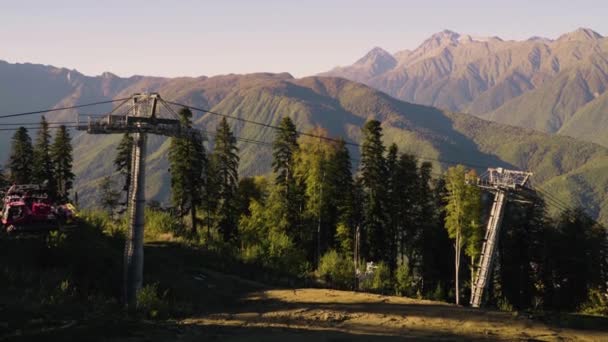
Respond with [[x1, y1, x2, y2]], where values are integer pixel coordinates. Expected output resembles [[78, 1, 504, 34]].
[[560, 91, 608, 147]]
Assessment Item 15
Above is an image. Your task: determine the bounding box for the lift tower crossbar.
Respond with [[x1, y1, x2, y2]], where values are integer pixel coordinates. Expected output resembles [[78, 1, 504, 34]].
[[77, 93, 202, 310], [469, 168, 533, 308]]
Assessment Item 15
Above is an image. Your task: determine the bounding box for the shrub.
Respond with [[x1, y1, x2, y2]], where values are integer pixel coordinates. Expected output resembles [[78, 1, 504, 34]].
[[394, 262, 414, 296], [318, 250, 355, 289], [145, 208, 184, 240], [360, 262, 392, 294], [580, 288, 608, 316], [137, 283, 168, 319]]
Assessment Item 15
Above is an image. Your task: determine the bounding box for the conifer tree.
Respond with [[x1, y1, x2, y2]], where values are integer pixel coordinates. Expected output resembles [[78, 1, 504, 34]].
[[51, 125, 74, 201], [271, 117, 304, 242], [32, 116, 55, 196], [359, 120, 388, 263], [8, 127, 34, 184], [211, 117, 239, 241], [327, 138, 354, 251], [168, 108, 207, 233], [385, 143, 400, 271], [273, 117, 299, 187], [100, 176, 120, 217], [114, 133, 134, 204], [395, 153, 420, 270]]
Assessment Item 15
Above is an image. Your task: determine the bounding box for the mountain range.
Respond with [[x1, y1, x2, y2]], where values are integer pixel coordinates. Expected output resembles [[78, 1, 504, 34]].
[[1, 30, 608, 224], [320, 28, 608, 147]]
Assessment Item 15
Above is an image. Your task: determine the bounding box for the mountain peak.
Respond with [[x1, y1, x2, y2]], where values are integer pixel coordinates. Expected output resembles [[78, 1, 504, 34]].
[[353, 47, 397, 75], [415, 30, 461, 52], [355, 47, 394, 65], [557, 27, 603, 42], [431, 29, 461, 42]]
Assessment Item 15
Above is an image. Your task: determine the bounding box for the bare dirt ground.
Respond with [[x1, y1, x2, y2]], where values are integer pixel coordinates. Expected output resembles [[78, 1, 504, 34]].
[[175, 288, 608, 341]]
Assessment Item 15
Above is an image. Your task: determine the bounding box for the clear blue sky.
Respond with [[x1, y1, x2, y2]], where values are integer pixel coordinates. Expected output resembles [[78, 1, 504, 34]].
[[1, 0, 606, 78]]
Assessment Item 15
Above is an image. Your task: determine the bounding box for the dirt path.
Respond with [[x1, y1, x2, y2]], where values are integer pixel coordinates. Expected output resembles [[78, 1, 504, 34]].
[[177, 288, 608, 341]]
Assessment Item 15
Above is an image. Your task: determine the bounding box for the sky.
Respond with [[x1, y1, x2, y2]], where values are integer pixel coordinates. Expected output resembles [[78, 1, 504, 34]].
[[1, 0, 607, 78]]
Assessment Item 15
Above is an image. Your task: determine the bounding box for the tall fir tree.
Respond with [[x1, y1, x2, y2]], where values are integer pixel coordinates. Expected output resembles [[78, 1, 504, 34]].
[[385, 143, 400, 271], [395, 153, 421, 271], [168, 108, 207, 233], [100, 175, 120, 218], [51, 125, 74, 201], [359, 120, 388, 263], [114, 133, 134, 205], [327, 138, 354, 252], [271, 117, 304, 243], [32, 116, 55, 193], [211, 117, 239, 241], [272, 117, 299, 187], [8, 127, 34, 184]]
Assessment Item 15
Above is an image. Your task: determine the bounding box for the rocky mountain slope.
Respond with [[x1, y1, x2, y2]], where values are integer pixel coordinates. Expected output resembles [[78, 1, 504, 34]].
[[320, 28, 608, 147]]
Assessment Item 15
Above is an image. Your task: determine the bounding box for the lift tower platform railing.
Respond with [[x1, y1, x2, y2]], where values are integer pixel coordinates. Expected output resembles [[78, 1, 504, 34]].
[[469, 168, 533, 308], [77, 93, 202, 310]]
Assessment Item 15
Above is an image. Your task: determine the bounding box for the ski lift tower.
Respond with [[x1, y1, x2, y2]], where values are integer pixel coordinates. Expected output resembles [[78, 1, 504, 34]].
[[469, 167, 533, 308], [77, 93, 202, 310]]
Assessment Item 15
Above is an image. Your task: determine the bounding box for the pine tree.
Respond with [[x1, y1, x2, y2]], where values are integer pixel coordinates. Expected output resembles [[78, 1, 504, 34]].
[[114, 133, 134, 205], [211, 117, 239, 241], [327, 138, 354, 252], [100, 176, 120, 217], [359, 120, 388, 263], [271, 117, 304, 242], [272, 117, 298, 187], [395, 153, 421, 271], [8, 127, 34, 184], [168, 108, 207, 234], [32, 116, 55, 196], [51, 125, 74, 201], [444, 165, 482, 305], [385, 143, 400, 271]]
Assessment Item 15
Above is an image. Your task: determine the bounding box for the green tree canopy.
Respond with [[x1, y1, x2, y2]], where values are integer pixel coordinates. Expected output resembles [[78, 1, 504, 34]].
[[114, 133, 133, 203], [444, 165, 482, 305], [50, 125, 74, 201], [32, 116, 55, 196], [168, 108, 207, 233], [359, 120, 388, 263], [8, 127, 34, 184], [211, 117, 239, 241]]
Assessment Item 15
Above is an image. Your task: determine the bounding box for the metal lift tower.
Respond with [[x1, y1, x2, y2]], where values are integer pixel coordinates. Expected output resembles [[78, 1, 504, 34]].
[[77, 93, 202, 310], [469, 168, 533, 308]]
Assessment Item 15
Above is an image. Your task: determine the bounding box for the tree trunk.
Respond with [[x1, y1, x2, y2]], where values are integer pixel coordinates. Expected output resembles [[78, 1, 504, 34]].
[[191, 205, 197, 234], [455, 230, 461, 305], [470, 255, 476, 295]]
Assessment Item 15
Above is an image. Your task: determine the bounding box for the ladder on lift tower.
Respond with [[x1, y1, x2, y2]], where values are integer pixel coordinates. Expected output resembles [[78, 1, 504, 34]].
[[469, 168, 532, 308]]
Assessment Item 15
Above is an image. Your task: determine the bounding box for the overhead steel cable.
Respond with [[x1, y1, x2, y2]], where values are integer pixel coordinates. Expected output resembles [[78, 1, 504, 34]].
[[0, 121, 79, 126], [166, 100, 501, 171], [0, 125, 79, 132], [0, 98, 130, 120]]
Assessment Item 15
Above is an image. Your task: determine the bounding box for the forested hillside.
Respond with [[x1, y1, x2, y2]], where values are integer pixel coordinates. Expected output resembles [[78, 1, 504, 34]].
[[2, 63, 608, 224]]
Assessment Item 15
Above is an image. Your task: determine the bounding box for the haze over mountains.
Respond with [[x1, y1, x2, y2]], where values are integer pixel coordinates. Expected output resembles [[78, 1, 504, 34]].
[[321, 28, 608, 147], [1, 27, 608, 224]]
